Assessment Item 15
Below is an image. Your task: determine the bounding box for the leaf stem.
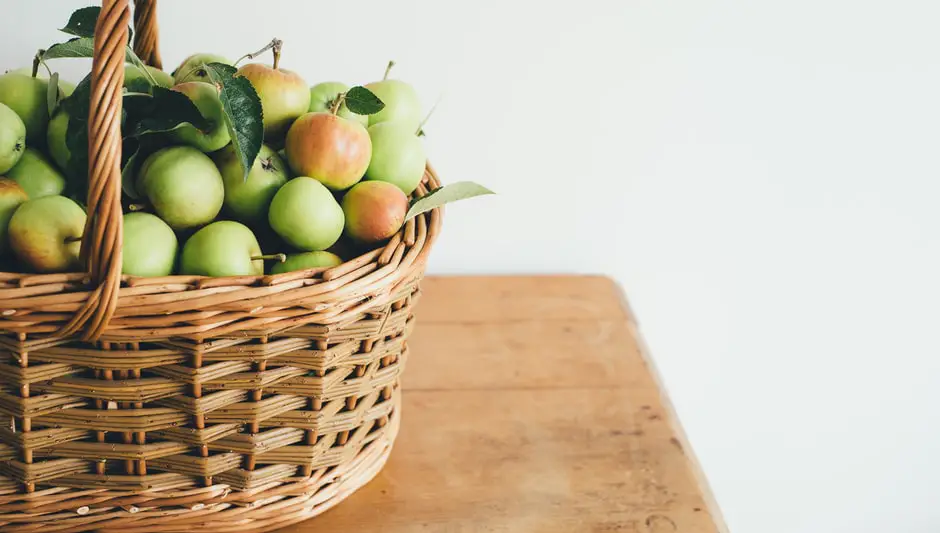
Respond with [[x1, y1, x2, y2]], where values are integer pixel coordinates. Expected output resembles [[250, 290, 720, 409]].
[[330, 92, 346, 115], [383, 60, 396, 80], [236, 38, 283, 67], [415, 93, 443, 136], [251, 253, 287, 262]]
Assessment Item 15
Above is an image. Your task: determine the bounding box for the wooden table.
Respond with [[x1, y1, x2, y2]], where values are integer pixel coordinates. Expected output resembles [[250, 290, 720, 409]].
[[282, 276, 726, 532]]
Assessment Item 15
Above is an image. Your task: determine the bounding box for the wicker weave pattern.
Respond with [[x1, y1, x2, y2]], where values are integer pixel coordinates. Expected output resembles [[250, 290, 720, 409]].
[[0, 1, 442, 530]]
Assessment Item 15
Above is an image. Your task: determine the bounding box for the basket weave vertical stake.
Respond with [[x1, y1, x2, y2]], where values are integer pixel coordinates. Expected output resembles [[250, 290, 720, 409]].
[[0, 0, 442, 531]]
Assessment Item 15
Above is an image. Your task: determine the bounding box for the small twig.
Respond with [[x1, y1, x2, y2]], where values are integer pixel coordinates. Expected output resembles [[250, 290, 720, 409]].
[[251, 254, 287, 263], [383, 60, 395, 80], [236, 38, 283, 67], [330, 93, 346, 115]]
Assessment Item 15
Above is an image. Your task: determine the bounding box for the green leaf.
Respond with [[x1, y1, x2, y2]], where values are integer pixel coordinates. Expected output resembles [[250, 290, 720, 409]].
[[205, 62, 263, 181], [46, 72, 60, 116], [42, 38, 156, 86], [60, 7, 100, 38], [344, 86, 385, 116], [405, 181, 495, 220], [121, 137, 142, 199], [60, 6, 132, 42], [124, 76, 152, 95], [123, 86, 209, 137]]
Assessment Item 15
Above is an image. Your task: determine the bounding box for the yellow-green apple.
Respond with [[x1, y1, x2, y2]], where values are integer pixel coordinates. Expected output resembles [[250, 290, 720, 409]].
[[0, 178, 28, 255], [46, 110, 70, 171], [215, 143, 288, 225], [0, 71, 50, 144], [268, 176, 344, 251], [308, 82, 367, 126], [364, 78, 422, 132], [173, 53, 232, 84], [0, 102, 25, 174], [270, 251, 342, 274], [180, 221, 264, 277], [124, 64, 174, 92], [122, 212, 178, 277], [9, 195, 85, 272], [365, 121, 426, 194], [168, 81, 231, 152], [137, 146, 224, 230], [7, 148, 66, 198], [236, 63, 310, 144]]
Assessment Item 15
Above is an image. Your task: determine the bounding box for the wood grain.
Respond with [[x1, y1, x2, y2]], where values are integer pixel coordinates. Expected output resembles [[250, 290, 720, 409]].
[[281, 275, 724, 533]]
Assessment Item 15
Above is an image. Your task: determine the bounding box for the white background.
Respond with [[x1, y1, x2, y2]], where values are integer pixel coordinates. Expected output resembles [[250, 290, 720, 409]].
[[3, 1, 940, 532]]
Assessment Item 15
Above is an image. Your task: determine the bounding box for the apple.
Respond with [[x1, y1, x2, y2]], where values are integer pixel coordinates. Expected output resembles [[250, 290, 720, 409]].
[[124, 64, 174, 92], [180, 221, 264, 277], [270, 251, 342, 274], [8, 195, 85, 273], [0, 71, 51, 144], [173, 53, 232, 84], [285, 112, 371, 191], [168, 81, 231, 152], [137, 146, 224, 230], [46, 110, 70, 172], [268, 177, 344, 251], [342, 181, 408, 244], [364, 78, 422, 132], [7, 148, 66, 199], [236, 63, 310, 144], [122, 212, 178, 277], [0, 102, 25, 174], [365, 121, 426, 194], [215, 143, 288, 225], [0, 178, 28, 255], [308, 82, 368, 127]]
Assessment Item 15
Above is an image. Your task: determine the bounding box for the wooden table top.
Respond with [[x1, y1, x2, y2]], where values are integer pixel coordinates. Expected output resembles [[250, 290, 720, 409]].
[[282, 275, 725, 533]]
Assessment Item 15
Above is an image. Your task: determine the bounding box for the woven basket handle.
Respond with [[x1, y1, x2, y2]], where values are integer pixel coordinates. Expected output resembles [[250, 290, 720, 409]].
[[60, 0, 160, 340]]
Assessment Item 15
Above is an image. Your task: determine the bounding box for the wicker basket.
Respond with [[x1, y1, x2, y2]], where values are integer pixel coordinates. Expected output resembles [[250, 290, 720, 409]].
[[0, 1, 442, 531]]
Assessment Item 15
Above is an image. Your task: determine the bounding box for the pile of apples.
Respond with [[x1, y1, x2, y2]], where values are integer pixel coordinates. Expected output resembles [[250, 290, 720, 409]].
[[0, 44, 431, 278]]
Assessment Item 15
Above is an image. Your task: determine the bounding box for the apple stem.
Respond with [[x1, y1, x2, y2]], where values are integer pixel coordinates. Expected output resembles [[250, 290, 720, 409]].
[[31, 51, 42, 78], [415, 93, 443, 136], [330, 93, 346, 115], [383, 60, 395, 81], [251, 253, 287, 263], [64, 236, 82, 244], [236, 38, 283, 68], [127, 203, 148, 212]]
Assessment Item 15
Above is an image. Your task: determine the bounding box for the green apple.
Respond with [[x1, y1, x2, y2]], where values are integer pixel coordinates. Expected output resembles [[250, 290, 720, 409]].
[[236, 63, 311, 145], [0, 71, 50, 144], [122, 212, 178, 277], [137, 146, 224, 230], [0, 178, 28, 255], [268, 176, 344, 251], [124, 64, 174, 92], [6, 67, 75, 96], [215, 143, 288, 225], [0, 102, 25, 174], [168, 81, 231, 152], [364, 79, 422, 132], [173, 53, 232, 84], [180, 221, 264, 277], [365, 121, 426, 194], [285, 112, 371, 191], [270, 251, 342, 274], [9, 195, 85, 273], [308, 82, 367, 127], [342, 181, 408, 244], [7, 148, 66, 199], [46, 110, 70, 172]]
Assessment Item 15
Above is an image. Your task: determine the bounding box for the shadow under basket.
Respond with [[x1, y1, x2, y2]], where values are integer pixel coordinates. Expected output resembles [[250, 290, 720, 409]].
[[0, 1, 443, 531]]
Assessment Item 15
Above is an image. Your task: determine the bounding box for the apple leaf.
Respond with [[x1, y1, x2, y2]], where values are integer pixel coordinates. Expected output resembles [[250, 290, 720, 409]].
[[60, 7, 100, 38], [204, 62, 263, 182], [60, 6, 132, 42], [345, 86, 385, 116], [123, 86, 209, 137], [42, 38, 158, 87], [121, 138, 142, 199], [46, 72, 60, 116], [405, 181, 495, 221]]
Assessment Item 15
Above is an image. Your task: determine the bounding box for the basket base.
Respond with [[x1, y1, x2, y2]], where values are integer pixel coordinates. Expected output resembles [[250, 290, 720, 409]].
[[98, 410, 399, 533]]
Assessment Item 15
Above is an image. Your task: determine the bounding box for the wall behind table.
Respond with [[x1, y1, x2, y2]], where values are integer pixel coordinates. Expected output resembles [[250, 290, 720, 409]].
[[4, 2, 940, 532]]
